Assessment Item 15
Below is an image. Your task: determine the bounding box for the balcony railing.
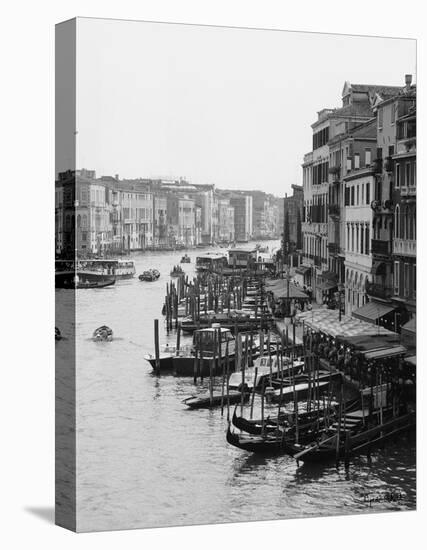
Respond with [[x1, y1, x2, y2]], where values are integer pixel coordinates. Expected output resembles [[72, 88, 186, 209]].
[[366, 282, 393, 300], [327, 243, 340, 255], [328, 165, 341, 182], [393, 239, 416, 257], [384, 156, 394, 173], [400, 186, 416, 197], [372, 158, 383, 174], [371, 239, 391, 256]]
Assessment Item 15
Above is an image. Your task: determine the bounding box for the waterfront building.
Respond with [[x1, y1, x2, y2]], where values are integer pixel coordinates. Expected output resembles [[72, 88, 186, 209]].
[[117, 180, 153, 251], [341, 121, 377, 315], [153, 194, 168, 248], [177, 196, 196, 246], [230, 194, 253, 242], [195, 186, 216, 244], [391, 84, 416, 333], [217, 198, 235, 243], [302, 81, 401, 304], [356, 75, 416, 331], [283, 184, 303, 249]]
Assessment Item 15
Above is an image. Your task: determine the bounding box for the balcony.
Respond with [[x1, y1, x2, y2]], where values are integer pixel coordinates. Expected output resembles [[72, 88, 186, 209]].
[[371, 239, 391, 256], [328, 243, 340, 255], [328, 204, 340, 218], [400, 186, 416, 197], [328, 165, 341, 182], [384, 156, 394, 173], [366, 282, 393, 300], [372, 158, 383, 174], [393, 239, 416, 257]]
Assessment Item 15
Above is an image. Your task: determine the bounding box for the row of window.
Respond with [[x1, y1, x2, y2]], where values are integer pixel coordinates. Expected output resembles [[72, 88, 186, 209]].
[[394, 204, 416, 240], [313, 127, 329, 150], [394, 260, 416, 298], [312, 161, 329, 185], [344, 181, 370, 207], [395, 160, 416, 188], [346, 223, 370, 255]]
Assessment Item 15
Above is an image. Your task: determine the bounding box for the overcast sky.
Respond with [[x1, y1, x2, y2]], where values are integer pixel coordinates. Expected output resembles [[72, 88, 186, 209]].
[[74, 17, 416, 196]]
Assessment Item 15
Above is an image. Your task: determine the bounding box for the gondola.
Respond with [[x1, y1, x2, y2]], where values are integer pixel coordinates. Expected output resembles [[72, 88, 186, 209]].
[[288, 410, 415, 463], [92, 325, 113, 342], [183, 390, 248, 409], [230, 404, 339, 435], [180, 254, 191, 263]]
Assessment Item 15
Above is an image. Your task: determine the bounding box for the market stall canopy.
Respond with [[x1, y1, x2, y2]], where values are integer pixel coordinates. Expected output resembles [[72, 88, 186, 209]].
[[336, 333, 401, 350], [296, 308, 394, 338], [401, 317, 416, 335], [352, 301, 397, 323], [265, 279, 309, 300], [295, 265, 310, 275], [362, 345, 407, 361], [317, 280, 337, 291], [404, 355, 416, 367], [400, 317, 416, 352]]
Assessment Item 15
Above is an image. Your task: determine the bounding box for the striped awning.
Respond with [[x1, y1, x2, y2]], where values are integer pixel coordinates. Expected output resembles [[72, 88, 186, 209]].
[[363, 345, 407, 360], [296, 308, 394, 339]]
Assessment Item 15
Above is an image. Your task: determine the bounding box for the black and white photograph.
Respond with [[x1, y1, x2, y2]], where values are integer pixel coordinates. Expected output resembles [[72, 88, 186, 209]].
[[48, 14, 421, 534]]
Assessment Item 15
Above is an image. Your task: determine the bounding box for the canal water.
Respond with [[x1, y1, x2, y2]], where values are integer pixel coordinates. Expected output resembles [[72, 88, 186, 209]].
[[56, 241, 416, 532]]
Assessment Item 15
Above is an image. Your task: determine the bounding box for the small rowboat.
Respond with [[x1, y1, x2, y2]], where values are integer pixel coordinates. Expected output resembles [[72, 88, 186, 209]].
[[139, 269, 160, 281], [180, 254, 191, 263], [92, 325, 113, 342]]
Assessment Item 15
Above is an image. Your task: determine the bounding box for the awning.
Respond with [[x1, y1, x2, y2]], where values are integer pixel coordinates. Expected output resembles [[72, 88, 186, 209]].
[[363, 345, 407, 361], [317, 281, 337, 291], [296, 308, 394, 339], [401, 317, 416, 334], [265, 279, 309, 299], [352, 301, 396, 323], [404, 355, 416, 367], [295, 265, 310, 275], [321, 271, 338, 281], [372, 262, 387, 276]]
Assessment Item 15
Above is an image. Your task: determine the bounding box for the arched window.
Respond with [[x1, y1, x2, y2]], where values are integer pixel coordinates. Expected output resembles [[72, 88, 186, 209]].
[[404, 205, 410, 239], [394, 205, 400, 238], [414, 208, 416, 239], [408, 205, 414, 240], [82, 214, 88, 229]]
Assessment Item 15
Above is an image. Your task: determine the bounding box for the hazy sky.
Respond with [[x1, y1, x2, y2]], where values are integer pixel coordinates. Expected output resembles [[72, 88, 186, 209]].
[[74, 18, 416, 196]]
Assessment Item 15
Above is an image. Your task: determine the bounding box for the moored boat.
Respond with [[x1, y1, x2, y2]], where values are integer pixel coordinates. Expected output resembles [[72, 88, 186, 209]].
[[180, 254, 191, 263], [184, 390, 248, 409], [288, 409, 415, 463], [170, 265, 184, 277], [139, 269, 160, 281], [173, 325, 236, 377]]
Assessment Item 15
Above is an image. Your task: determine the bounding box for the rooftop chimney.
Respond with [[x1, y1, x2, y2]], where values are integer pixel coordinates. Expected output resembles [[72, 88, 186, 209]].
[[405, 74, 412, 89], [115, 174, 119, 181]]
